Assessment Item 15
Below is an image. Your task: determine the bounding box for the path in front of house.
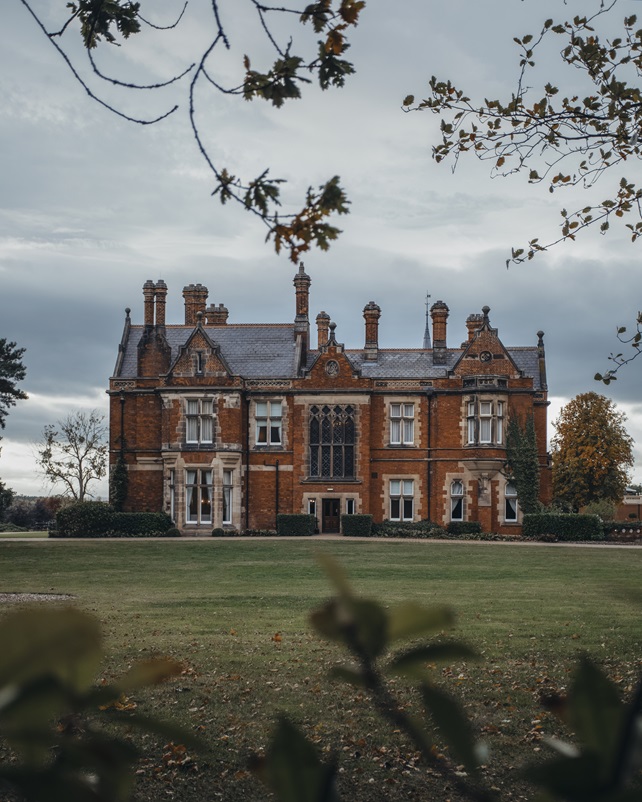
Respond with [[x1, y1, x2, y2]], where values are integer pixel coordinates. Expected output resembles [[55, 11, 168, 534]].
[[0, 535, 640, 548]]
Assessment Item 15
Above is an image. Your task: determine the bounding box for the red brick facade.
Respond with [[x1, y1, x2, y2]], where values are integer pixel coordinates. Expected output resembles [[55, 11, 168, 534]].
[[109, 274, 551, 534]]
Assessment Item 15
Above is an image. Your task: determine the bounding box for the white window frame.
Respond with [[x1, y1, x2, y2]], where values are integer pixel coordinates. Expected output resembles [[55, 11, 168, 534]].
[[169, 469, 176, 522], [390, 403, 415, 445], [222, 469, 233, 525], [345, 498, 355, 515], [450, 479, 464, 522], [505, 481, 519, 523], [255, 400, 283, 446], [466, 398, 504, 446], [186, 398, 214, 445], [185, 469, 213, 525], [390, 479, 414, 521]]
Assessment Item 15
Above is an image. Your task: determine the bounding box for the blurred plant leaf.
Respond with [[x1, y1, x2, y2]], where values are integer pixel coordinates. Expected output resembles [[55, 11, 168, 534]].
[[421, 683, 480, 775], [0, 607, 102, 692], [388, 642, 478, 680], [251, 716, 339, 802], [387, 602, 455, 642], [311, 597, 388, 660]]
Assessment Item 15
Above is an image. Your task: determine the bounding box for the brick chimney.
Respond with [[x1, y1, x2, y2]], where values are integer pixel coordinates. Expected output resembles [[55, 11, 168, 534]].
[[430, 300, 449, 365], [463, 313, 483, 346], [205, 303, 229, 325], [293, 262, 311, 327], [316, 311, 330, 349], [183, 284, 209, 326], [143, 280, 155, 330], [537, 330, 547, 390], [363, 301, 381, 361], [155, 280, 168, 331]]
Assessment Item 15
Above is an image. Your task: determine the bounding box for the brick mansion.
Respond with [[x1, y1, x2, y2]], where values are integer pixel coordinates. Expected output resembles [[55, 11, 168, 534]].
[[108, 268, 551, 534]]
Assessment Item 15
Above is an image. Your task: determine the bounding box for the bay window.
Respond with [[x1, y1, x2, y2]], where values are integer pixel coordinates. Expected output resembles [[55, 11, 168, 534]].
[[466, 398, 504, 445], [185, 469, 212, 525]]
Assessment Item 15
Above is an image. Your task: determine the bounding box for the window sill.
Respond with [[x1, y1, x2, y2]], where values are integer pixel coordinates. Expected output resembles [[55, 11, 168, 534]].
[[302, 478, 362, 484]]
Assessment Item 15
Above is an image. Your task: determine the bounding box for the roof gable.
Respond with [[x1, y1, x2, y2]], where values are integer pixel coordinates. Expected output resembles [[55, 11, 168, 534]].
[[452, 308, 522, 379], [167, 325, 232, 380]]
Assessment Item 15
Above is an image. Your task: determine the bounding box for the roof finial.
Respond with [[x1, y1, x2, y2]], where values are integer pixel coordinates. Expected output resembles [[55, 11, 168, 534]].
[[423, 292, 432, 349]]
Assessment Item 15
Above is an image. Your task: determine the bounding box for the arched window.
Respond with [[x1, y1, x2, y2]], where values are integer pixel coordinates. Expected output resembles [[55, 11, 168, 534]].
[[309, 404, 355, 478], [505, 481, 518, 523], [451, 480, 464, 521]]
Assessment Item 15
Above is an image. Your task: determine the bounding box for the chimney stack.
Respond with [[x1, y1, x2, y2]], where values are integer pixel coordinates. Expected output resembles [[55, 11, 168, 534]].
[[430, 300, 449, 365], [316, 311, 330, 349], [155, 280, 168, 331], [363, 301, 381, 361], [143, 280, 155, 330], [183, 283, 209, 326], [293, 263, 311, 328], [205, 303, 229, 325], [464, 313, 483, 345]]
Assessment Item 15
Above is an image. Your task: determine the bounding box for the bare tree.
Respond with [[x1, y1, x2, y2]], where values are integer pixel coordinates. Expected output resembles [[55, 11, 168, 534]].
[[17, 0, 363, 263], [36, 410, 108, 501]]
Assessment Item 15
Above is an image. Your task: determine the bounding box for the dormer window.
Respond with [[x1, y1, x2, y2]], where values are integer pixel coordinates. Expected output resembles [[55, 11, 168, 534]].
[[195, 351, 205, 375]]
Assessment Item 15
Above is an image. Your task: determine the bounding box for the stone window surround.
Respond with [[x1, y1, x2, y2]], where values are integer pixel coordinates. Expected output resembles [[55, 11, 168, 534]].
[[250, 396, 287, 451], [381, 473, 422, 523], [463, 393, 506, 447], [386, 396, 420, 448], [163, 454, 241, 529]]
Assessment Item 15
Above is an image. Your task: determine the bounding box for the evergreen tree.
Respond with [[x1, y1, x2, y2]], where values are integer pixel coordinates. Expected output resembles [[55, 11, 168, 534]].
[[0, 339, 27, 433], [505, 413, 540, 515]]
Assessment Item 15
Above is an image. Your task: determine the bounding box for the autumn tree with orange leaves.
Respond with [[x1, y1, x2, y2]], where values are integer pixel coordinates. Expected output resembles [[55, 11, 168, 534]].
[[551, 392, 634, 511]]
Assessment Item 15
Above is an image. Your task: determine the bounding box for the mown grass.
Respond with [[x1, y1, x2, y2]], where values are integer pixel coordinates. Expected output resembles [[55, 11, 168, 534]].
[[0, 539, 641, 801]]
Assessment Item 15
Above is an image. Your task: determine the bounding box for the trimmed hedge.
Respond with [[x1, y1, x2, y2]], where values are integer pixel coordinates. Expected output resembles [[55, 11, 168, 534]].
[[522, 513, 604, 542], [370, 520, 446, 539], [53, 502, 173, 538], [341, 514, 372, 537], [55, 502, 113, 537], [446, 521, 482, 536], [275, 514, 316, 537], [212, 529, 277, 537]]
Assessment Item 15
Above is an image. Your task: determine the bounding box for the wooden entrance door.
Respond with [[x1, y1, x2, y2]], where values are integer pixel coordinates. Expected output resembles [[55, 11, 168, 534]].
[[322, 498, 340, 533]]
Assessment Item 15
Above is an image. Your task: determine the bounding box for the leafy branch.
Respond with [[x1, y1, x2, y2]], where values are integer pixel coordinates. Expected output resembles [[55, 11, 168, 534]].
[[19, 0, 365, 262], [254, 555, 642, 802], [404, 0, 642, 264], [595, 310, 642, 383]]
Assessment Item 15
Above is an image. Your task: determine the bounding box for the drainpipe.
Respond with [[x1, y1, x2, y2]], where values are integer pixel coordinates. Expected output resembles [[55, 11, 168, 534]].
[[119, 391, 125, 456], [245, 396, 250, 530], [275, 459, 280, 528], [426, 391, 432, 522]]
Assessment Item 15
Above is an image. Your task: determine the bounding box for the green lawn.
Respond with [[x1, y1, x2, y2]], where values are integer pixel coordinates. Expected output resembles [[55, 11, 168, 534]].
[[0, 539, 640, 801]]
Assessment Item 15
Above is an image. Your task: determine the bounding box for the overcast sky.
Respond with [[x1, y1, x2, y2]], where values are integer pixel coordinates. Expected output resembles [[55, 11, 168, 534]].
[[2, 0, 642, 497]]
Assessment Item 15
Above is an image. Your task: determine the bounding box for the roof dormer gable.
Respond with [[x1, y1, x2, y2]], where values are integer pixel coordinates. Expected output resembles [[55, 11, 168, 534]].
[[452, 307, 522, 379], [168, 319, 232, 380]]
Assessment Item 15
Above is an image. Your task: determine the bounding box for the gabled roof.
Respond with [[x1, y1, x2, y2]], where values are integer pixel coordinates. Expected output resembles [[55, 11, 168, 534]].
[[115, 324, 544, 389], [116, 324, 298, 379]]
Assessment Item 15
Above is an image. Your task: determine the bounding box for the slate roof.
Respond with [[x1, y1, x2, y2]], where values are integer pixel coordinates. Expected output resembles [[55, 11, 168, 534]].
[[116, 325, 543, 389], [117, 324, 299, 379]]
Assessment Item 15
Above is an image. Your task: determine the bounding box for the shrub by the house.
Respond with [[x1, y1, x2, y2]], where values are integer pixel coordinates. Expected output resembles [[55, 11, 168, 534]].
[[275, 514, 315, 536], [340, 514, 372, 537]]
